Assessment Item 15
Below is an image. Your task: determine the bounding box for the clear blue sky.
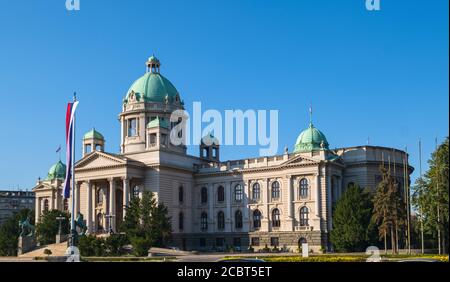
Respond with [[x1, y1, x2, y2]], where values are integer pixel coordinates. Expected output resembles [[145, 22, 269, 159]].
[[0, 0, 448, 189]]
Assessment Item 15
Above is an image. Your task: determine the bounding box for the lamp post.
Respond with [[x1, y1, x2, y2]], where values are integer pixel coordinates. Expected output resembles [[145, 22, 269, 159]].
[[56, 216, 65, 235]]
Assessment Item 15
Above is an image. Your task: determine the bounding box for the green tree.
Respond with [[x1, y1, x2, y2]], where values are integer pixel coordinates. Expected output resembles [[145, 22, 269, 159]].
[[0, 209, 34, 256], [412, 137, 449, 253], [372, 165, 406, 254], [36, 210, 70, 245], [120, 192, 172, 256], [330, 184, 375, 252]]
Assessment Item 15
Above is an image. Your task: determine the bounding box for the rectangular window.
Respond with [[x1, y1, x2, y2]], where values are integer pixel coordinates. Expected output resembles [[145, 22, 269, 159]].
[[199, 238, 206, 247], [233, 237, 241, 247], [270, 237, 279, 247], [128, 118, 138, 137], [251, 237, 260, 246]]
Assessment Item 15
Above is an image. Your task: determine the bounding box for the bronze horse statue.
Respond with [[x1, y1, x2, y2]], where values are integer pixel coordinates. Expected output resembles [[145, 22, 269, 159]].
[[19, 216, 35, 237]]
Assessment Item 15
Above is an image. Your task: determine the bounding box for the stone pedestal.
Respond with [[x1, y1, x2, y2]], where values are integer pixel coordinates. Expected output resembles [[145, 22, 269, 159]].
[[56, 234, 68, 244], [17, 236, 37, 255]]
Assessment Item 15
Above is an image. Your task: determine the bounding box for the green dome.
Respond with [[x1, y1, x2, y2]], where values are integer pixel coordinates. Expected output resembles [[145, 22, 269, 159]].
[[147, 116, 170, 129], [124, 72, 179, 104], [293, 123, 329, 153], [44, 160, 66, 181], [83, 128, 104, 140]]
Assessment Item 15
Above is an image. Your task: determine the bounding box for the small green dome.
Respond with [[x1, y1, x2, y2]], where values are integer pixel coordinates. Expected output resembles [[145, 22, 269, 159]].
[[293, 123, 329, 153], [147, 55, 160, 65], [83, 128, 104, 140], [147, 116, 170, 129], [44, 160, 66, 181]]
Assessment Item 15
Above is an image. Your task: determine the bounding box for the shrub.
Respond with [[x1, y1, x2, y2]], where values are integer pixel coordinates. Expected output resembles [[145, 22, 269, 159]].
[[43, 249, 52, 256], [130, 236, 152, 257], [78, 235, 106, 257], [105, 234, 129, 256]]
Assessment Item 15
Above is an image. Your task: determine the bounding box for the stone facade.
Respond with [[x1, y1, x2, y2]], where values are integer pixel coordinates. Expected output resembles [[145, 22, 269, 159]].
[[33, 56, 414, 252]]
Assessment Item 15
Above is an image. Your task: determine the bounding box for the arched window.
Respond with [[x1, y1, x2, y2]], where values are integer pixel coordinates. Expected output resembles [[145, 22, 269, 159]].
[[200, 212, 208, 230], [272, 208, 281, 227], [234, 184, 243, 202], [235, 210, 243, 229], [299, 178, 308, 199], [63, 198, 68, 211], [217, 186, 225, 202], [201, 187, 208, 204], [43, 199, 49, 212], [252, 183, 260, 200], [179, 212, 184, 231], [132, 185, 140, 198], [271, 181, 280, 200], [253, 210, 261, 229], [217, 211, 225, 230], [178, 186, 184, 203], [300, 207, 309, 226]]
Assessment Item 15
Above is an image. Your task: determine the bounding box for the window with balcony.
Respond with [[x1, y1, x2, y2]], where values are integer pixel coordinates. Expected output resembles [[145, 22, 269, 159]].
[[272, 208, 281, 227], [300, 206, 309, 226]]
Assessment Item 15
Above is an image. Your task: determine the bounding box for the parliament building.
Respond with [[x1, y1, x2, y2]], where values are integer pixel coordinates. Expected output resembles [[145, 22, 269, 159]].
[[33, 56, 413, 252]]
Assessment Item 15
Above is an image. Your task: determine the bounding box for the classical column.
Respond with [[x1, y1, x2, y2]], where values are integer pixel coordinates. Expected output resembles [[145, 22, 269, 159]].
[[109, 178, 116, 232], [122, 178, 130, 219], [286, 175, 294, 231], [315, 174, 320, 217], [208, 184, 214, 230], [326, 173, 332, 232], [261, 178, 270, 231], [243, 180, 250, 220], [226, 182, 232, 232], [87, 181, 93, 233], [50, 190, 55, 210], [74, 182, 81, 216], [36, 197, 41, 223]]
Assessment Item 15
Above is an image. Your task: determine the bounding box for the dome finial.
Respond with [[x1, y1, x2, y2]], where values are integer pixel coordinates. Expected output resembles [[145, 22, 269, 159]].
[[309, 103, 313, 126], [146, 55, 161, 73]]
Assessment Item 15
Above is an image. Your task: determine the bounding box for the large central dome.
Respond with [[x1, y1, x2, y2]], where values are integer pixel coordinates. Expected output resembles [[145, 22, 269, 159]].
[[124, 56, 180, 104]]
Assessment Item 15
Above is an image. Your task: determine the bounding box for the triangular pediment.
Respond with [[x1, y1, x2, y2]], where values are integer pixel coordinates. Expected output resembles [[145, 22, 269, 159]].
[[75, 151, 126, 170], [281, 154, 318, 166]]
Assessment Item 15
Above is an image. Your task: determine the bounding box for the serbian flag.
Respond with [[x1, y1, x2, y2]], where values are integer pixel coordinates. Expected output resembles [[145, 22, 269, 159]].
[[63, 101, 79, 199]]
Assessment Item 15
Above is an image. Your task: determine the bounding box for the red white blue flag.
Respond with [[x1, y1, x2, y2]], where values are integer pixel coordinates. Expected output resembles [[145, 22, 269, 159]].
[[63, 101, 79, 199]]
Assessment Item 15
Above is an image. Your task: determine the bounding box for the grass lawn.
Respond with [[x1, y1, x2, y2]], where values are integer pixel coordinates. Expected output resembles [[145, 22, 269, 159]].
[[225, 253, 449, 262]]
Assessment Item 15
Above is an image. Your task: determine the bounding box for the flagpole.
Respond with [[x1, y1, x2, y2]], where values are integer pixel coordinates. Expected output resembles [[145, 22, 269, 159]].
[[70, 93, 77, 247], [419, 138, 424, 254]]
